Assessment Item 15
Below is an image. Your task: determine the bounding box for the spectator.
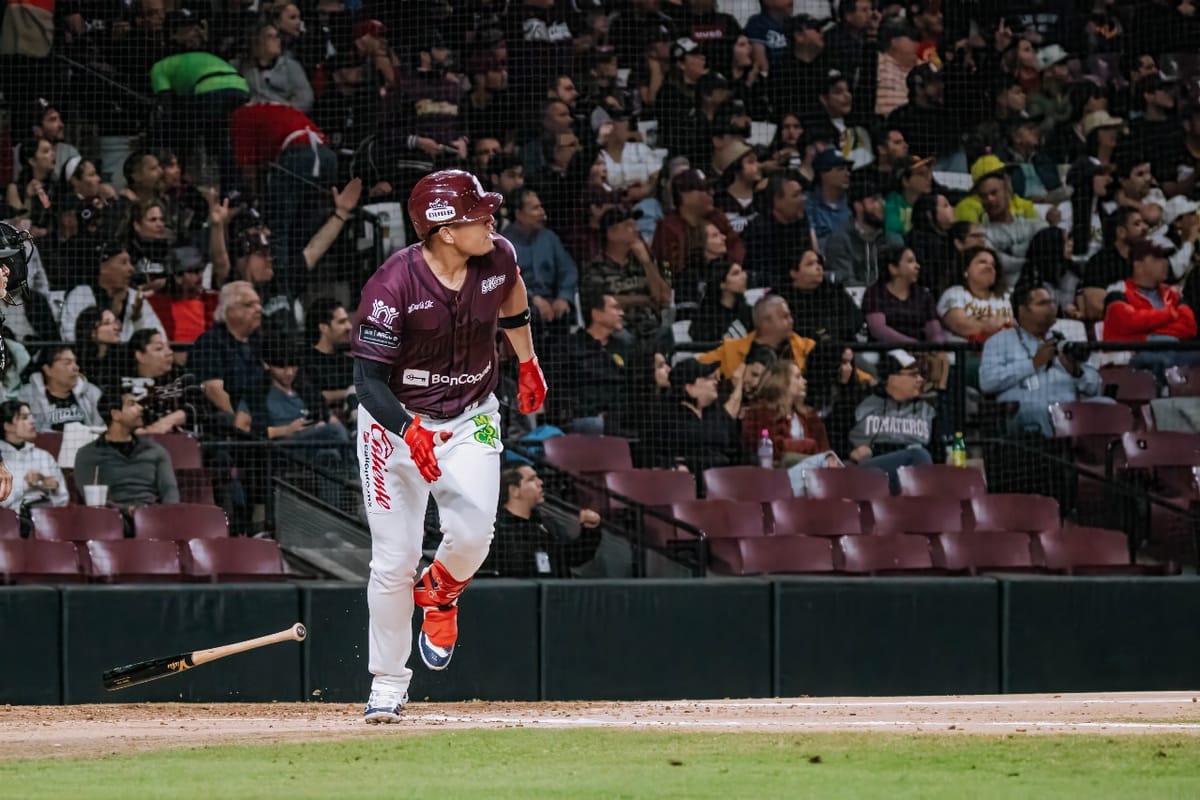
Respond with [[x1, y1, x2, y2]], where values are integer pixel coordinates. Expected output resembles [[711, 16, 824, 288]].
[[869, 122, 909, 189], [883, 155, 933, 239], [742, 359, 832, 468], [727, 34, 772, 120], [807, 71, 873, 170], [124, 199, 173, 290], [652, 169, 744, 305], [887, 63, 950, 160], [652, 357, 744, 472], [237, 22, 314, 111], [505, 187, 579, 332], [907, 192, 959, 295], [57, 157, 114, 245], [806, 150, 853, 253], [743, 170, 810, 289], [845, 349, 937, 494], [0, 400, 69, 510], [73, 391, 180, 511], [954, 157, 1040, 227], [778, 250, 863, 343], [1104, 153, 1199, 275], [875, 24, 919, 117], [145, 247, 220, 345], [1001, 115, 1069, 204], [561, 183, 617, 264], [597, 106, 666, 200], [691, 252, 752, 342], [1078, 207, 1146, 320], [980, 283, 1104, 437], [938, 246, 1012, 345], [561, 292, 629, 434], [383, 31, 469, 169], [862, 244, 944, 344], [1020, 227, 1081, 318], [713, 140, 762, 235], [825, 179, 892, 286], [771, 15, 831, 115], [967, 161, 1047, 286], [22, 99, 80, 183], [745, 0, 793, 74], [6, 137, 56, 237], [300, 298, 354, 409], [487, 465, 601, 578], [825, 0, 881, 98], [119, 150, 166, 207], [73, 306, 129, 389], [19, 345, 105, 432], [584, 208, 669, 341], [189, 282, 265, 436], [1103, 240, 1200, 375], [1027, 45, 1074, 133], [271, 1, 306, 55], [60, 242, 166, 344], [520, 99, 577, 176], [698, 294, 816, 378], [121, 329, 188, 434], [763, 111, 806, 179]]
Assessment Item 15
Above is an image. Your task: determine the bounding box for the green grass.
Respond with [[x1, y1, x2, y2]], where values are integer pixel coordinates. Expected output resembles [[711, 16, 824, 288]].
[[2, 730, 1198, 799]]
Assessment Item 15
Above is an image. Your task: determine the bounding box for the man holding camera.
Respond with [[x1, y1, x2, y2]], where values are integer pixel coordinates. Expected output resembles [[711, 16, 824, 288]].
[[979, 282, 1106, 437]]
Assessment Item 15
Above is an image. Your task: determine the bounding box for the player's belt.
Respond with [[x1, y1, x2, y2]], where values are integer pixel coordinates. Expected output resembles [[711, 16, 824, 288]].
[[407, 399, 482, 422]]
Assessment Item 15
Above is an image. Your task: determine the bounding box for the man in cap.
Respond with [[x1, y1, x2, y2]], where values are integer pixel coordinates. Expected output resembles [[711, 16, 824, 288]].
[[656, 38, 710, 143], [60, 242, 166, 344], [652, 169, 745, 305], [1130, 73, 1182, 188], [1028, 45, 1073, 133], [352, 170, 546, 722], [1001, 113, 1068, 204], [146, 246, 220, 344], [884, 154, 934, 237], [744, 0, 795, 72], [21, 98, 80, 182], [886, 63, 948, 160], [807, 70, 873, 169], [1103, 240, 1200, 376], [954, 154, 1040, 224], [771, 14, 831, 114], [585, 207, 668, 340], [806, 149, 853, 252], [743, 169, 813, 289]]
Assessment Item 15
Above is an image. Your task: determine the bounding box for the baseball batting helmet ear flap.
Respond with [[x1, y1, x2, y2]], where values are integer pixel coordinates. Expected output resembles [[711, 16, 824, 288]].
[[408, 169, 504, 240], [0, 222, 34, 307]]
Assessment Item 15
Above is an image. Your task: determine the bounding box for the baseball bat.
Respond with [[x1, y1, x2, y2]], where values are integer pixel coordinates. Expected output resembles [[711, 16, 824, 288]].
[[102, 623, 307, 691]]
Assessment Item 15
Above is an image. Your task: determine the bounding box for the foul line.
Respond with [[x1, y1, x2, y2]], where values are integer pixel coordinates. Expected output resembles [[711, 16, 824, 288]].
[[693, 697, 1198, 709]]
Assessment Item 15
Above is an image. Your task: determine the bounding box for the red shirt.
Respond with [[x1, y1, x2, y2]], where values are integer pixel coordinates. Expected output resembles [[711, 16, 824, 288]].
[[1102, 280, 1198, 342], [229, 103, 329, 169], [147, 292, 219, 343]]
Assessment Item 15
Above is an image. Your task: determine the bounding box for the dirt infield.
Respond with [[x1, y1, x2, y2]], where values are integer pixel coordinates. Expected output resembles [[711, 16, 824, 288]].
[[2, 693, 1198, 760]]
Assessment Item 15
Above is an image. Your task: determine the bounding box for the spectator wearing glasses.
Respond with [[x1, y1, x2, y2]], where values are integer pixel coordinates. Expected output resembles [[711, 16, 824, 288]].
[[0, 401, 69, 510]]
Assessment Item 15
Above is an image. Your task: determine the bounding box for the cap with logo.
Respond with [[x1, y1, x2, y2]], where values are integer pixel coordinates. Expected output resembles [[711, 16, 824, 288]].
[[408, 169, 504, 240]]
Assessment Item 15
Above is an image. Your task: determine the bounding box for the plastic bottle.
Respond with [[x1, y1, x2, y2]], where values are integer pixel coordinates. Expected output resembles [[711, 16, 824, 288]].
[[758, 429, 774, 468], [950, 431, 967, 468]]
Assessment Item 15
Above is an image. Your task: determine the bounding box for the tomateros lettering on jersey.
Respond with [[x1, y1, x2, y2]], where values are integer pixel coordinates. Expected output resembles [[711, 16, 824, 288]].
[[361, 423, 394, 512], [402, 362, 492, 388]]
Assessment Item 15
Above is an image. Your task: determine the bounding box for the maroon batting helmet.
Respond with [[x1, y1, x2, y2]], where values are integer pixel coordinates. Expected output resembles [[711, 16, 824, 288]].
[[408, 169, 503, 240]]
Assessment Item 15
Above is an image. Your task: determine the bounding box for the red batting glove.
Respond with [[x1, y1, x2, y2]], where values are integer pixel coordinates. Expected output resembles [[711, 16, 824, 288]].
[[518, 357, 547, 414], [403, 417, 451, 483]]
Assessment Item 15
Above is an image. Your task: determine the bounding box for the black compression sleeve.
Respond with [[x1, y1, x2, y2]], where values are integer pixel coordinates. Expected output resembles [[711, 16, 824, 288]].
[[354, 358, 414, 436]]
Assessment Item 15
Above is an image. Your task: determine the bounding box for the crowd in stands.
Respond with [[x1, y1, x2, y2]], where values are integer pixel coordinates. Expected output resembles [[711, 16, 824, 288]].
[[0, 0, 1196, 570]]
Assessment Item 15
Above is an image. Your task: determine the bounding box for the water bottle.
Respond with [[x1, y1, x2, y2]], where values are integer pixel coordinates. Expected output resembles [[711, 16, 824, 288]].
[[950, 431, 967, 468], [758, 429, 774, 468]]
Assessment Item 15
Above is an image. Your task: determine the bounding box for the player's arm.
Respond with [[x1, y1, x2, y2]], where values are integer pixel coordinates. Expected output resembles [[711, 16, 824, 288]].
[[499, 274, 547, 414]]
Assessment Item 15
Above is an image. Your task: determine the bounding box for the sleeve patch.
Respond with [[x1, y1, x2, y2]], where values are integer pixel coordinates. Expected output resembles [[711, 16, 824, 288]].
[[358, 325, 400, 349]]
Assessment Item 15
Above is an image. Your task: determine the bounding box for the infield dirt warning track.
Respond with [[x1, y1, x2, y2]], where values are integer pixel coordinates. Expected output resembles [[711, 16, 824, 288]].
[[2, 692, 1199, 759]]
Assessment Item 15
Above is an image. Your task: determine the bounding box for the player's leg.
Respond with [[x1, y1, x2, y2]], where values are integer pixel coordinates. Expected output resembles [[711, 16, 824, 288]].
[[358, 407, 430, 721], [417, 397, 503, 670]]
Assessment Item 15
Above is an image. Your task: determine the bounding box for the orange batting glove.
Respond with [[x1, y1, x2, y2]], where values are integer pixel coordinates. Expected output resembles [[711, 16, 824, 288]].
[[403, 417, 451, 483], [518, 357, 547, 414]]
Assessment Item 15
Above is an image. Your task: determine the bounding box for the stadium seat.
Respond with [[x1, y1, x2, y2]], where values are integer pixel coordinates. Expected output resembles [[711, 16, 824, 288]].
[[1165, 366, 1200, 397], [544, 435, 634, 512], [804, 467, 890, 502], [605, 469, 697, 546], [33, 431, 62, 459], [1032, 528, 1174, 575], [669, 500, 765, 539], [86, 540, 184, 583], [769, 498, 862, 537], [184, 538, 286, 582], [132, 503, 229, 540], [869, 496, 967, 536], [702, 466, 793, 502], [969, 494, 1060, 535], [0, 508, 21, 539], [176, 470, 216, 505], [1098, 367, 1157, 406], [145, 432, 204, 469], [31, 506, 125, 541], [1049, 402, 1135, 465], [835, 533, 946, 575], [896, 464, 987, 499], [708, 535, 836, 576], [931, 532, 1038, 575], [0, 539, 85, 584]]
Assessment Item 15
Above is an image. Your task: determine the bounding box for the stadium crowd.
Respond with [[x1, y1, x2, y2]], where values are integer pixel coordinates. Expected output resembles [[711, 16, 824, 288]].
[[0, 0, 1197, 569]]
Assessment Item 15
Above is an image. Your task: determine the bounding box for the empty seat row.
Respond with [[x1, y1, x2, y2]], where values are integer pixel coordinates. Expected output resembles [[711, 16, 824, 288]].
[[708, 529, 1167, 577], [0, 538, 286, 584], [0, 503, 230, 542]]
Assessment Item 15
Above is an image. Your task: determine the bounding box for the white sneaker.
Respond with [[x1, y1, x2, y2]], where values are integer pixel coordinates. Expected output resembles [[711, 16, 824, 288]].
[[363, 688, 408, 724]]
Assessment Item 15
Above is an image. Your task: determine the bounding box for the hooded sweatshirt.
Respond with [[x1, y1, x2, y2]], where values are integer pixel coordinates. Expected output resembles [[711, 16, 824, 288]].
[[848, 392, 937, 456], [18, 373, 105, 432]]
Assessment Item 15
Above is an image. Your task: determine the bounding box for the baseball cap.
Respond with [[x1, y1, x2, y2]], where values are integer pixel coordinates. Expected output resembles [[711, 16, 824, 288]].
[[970, 154, 1008, 187], [849, 173, 883, 204], [673, 169, 712, 193], [820, 69, 849, 95], [170, 246, 205, 274], [899, 155, 935, 178], [96, 239, 126, 264], [697, 71, 731, 96], [785, 14, 826, 36], [238, 231, 271, 258], [1081, 110, 1124, 138], [882, 349, 923, 379], [585, 182, 620, 208], [599, 207, 644, 238], [673, 37, 703, 61], [907, 62, 943, 94], [1035, 44, 1070, 71], [813, 149, 851, 174], [668, 358, 719, 390]]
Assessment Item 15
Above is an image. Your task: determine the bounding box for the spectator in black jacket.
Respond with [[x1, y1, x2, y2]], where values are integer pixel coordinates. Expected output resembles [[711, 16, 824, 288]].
[[777, 250, 863, 343], [561, 292, 629, 434], [743, 170, 813, 290], [486, 465, 602, 578]]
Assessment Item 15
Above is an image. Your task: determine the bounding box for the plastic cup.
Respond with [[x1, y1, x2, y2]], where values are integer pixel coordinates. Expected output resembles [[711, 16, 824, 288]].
[[83, 485, 108, 507]]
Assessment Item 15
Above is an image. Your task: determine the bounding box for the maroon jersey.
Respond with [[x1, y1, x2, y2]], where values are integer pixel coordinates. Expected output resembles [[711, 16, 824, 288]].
[[352, 235, 520, 419]]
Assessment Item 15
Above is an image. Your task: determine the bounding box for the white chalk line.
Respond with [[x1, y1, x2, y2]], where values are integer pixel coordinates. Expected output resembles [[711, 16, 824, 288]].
[[697, 697, 1199, 709]]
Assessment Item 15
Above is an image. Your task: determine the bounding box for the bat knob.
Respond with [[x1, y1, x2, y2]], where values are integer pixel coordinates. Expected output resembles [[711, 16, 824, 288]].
[[293, 623, 307, 641]]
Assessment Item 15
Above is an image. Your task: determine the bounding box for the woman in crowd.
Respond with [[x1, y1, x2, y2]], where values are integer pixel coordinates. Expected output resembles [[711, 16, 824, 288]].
[[652, 358, 744, 473], [728, 34, 771, 120], [690, 226, 752, 342], [6, 137, 56, 237], [907, 192, 958, 295], [780, 250, 862, 344], [1021, 227, 1081, 317], [862, 245, 944, 344], [763, 112, 808, 184], [741, 360, 831, 467], [57, 156, 112, 244], [271, 1, 305, 56], [73, 305, 129, 388], [123, 199, 173, 292], [938, 246, 1012, 343], [238, 22, 314, 111]]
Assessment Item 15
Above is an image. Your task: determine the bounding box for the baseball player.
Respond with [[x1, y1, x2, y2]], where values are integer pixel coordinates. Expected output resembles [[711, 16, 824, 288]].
[[0, 221, 35, 503], [352, 170, 547, 723]]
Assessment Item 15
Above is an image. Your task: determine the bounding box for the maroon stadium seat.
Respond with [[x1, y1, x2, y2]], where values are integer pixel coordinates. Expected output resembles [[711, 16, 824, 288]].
[[870, 496, 967, 536], [708, 535, 836, 576], [132, 503, 229, 540], [86, 540, 184, 583], [185, 538, 286, 582], [0, 508, 21, 540], [1119, 431, 1200, 471], [969, 494, 1060, 535], [543, 434, 633, 475], [31, 506, 125, 542], [1033, 528, 1154, 575], [835, 533, 943, 575], [897, 464, 987, 499], [769, 498, 862, 537], [605, 469, 697, 546], [1049, 402, 1135, 465], [0, 539, 85, 583], [702, 466, 793, 502], [145, 432, 203, 469], [33, 431, 62, 459], [1166, 366, 1200, 397], [669, 500, 765, 539], [931, 532, 1038, 575], [175, 470, 216, 505], [1099, 367, 1157, 405], [804, 467, 890, 502]]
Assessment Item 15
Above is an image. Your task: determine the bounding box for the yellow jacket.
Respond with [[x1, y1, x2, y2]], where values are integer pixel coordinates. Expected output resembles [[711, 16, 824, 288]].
[[696, 332, 817, 378], [954, 193, 1039, 224]]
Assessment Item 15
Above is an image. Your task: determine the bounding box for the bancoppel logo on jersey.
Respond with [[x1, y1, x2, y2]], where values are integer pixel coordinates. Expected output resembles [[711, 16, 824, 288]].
[[408, 299, 434, 314], [481, 275, 506, 294], [368, 299, 399, 327], [402, 363, 492, 387], [426, 198, 457, 223]]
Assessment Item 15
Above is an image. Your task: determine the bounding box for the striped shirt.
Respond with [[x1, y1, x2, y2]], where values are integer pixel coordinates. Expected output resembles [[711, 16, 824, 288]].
[[875, 53, 912, 117]]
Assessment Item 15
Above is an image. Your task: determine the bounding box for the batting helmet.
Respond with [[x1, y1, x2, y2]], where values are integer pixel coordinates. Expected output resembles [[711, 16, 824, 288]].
[[0, 221, 34, 307], [408, 169, 503, 240]]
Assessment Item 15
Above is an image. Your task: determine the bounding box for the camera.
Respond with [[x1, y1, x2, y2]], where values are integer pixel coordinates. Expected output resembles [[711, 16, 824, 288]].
[[1050, 331, 1090, 361]]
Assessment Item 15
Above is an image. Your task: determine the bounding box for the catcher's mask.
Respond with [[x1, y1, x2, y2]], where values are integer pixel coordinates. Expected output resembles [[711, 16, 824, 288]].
[[0, 221, 34, 306]]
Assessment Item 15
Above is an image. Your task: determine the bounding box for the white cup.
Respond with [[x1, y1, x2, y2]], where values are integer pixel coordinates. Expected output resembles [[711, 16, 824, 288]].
[[83, 485, 108, 507]]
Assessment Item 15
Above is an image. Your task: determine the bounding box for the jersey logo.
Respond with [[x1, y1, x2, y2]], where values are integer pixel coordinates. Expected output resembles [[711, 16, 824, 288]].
[[471, 414, 498, 448], [481, 275, 506, 294], [362, 424, 394, 512], [359, 325, 399, 349], [402, 369, 431, 387], [407, 299, 434, 314], [426, 198, 457, 223], [368, 299, 399, 328]]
